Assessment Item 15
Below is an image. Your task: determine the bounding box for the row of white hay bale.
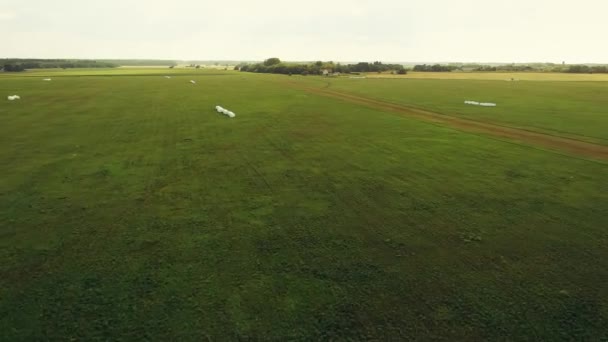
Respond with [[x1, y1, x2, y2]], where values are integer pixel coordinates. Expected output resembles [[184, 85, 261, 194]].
[[162, 77, 236, 118], [8, 78, 47, 101], [465, 100, 497, 107], [163, 76, 198, 84], [215, 105, 236, 118], [162, 77, 198, 84], [9, 78, 235, 120]]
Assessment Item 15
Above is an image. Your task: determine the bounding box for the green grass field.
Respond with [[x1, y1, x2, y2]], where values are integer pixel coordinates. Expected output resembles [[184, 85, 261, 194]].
[[1, 69, 607, 340], [0, 67, 233, 78], [369, 71, 608, 81], [299, 76, 608, 145]]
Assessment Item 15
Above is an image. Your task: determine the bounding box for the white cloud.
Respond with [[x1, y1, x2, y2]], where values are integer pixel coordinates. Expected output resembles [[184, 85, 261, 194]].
[[0, 10, 16, 20], [2, 0, 608, 62]]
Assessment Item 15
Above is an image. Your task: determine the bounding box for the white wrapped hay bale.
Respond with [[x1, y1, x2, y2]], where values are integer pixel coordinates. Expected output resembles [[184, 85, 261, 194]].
[[165, 76, 171, 79], [214, 105, 236, 118], [190, 80, 196, 84], [7, 95, 20, 101], [43, 78, 52, 81], [465, 100, 495, 106]]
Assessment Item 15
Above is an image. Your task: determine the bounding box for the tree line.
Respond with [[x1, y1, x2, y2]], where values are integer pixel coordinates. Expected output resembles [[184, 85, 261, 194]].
[[471, 63, 608, 73], [414, 63, 608, 74], [563, 65, 608, 74], [237, 58, 407, 75], [1, 59, 118, 72], [412, 64, 458, 72], [100, 59, 176, 67]]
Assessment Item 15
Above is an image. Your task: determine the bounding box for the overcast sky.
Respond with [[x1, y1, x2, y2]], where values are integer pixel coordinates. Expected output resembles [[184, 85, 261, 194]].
[[2, 0, 607, 63]]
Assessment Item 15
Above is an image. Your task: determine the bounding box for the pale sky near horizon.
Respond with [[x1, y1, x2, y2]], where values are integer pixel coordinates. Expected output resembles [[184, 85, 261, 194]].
[[1, 0, 607, 63]]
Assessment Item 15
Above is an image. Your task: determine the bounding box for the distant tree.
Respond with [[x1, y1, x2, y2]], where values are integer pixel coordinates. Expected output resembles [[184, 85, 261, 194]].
[[593, 66, 608, 73], [1, 59, 118, 70], [195, 65, 200, 69], [413, 64, 455, 72], [264, 57, 281, 66], [236, 59, 403, 76], [564, 65, 608, 73], [3, 64, 25, 72], [397, 69, 407, 75], [473, 65, 497, 71], [22, 62, 41, 69]]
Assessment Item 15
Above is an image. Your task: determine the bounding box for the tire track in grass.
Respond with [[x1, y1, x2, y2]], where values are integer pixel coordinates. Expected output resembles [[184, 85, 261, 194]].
[[236, 146, 275, 194], [286, 82, 608, 162]]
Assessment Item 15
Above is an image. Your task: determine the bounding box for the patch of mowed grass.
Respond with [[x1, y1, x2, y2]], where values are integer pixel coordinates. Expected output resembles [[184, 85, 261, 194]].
[[306, 76, 608, 144], [1, 72, 607, 340]]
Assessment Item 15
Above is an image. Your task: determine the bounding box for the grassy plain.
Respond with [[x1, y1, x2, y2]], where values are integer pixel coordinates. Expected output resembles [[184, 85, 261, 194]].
[[305, 75, 608, 145], [0, 67, 231, 78], [369, 71, 608, 81], [1, 69, 607, 340]]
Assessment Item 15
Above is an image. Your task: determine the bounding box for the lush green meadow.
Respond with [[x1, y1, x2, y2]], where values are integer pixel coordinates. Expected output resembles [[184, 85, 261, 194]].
[[300, 75, 608, 145], [1, 69, 607, 340], [0, 67, 232, 78], [370, 71, 608, 81]]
